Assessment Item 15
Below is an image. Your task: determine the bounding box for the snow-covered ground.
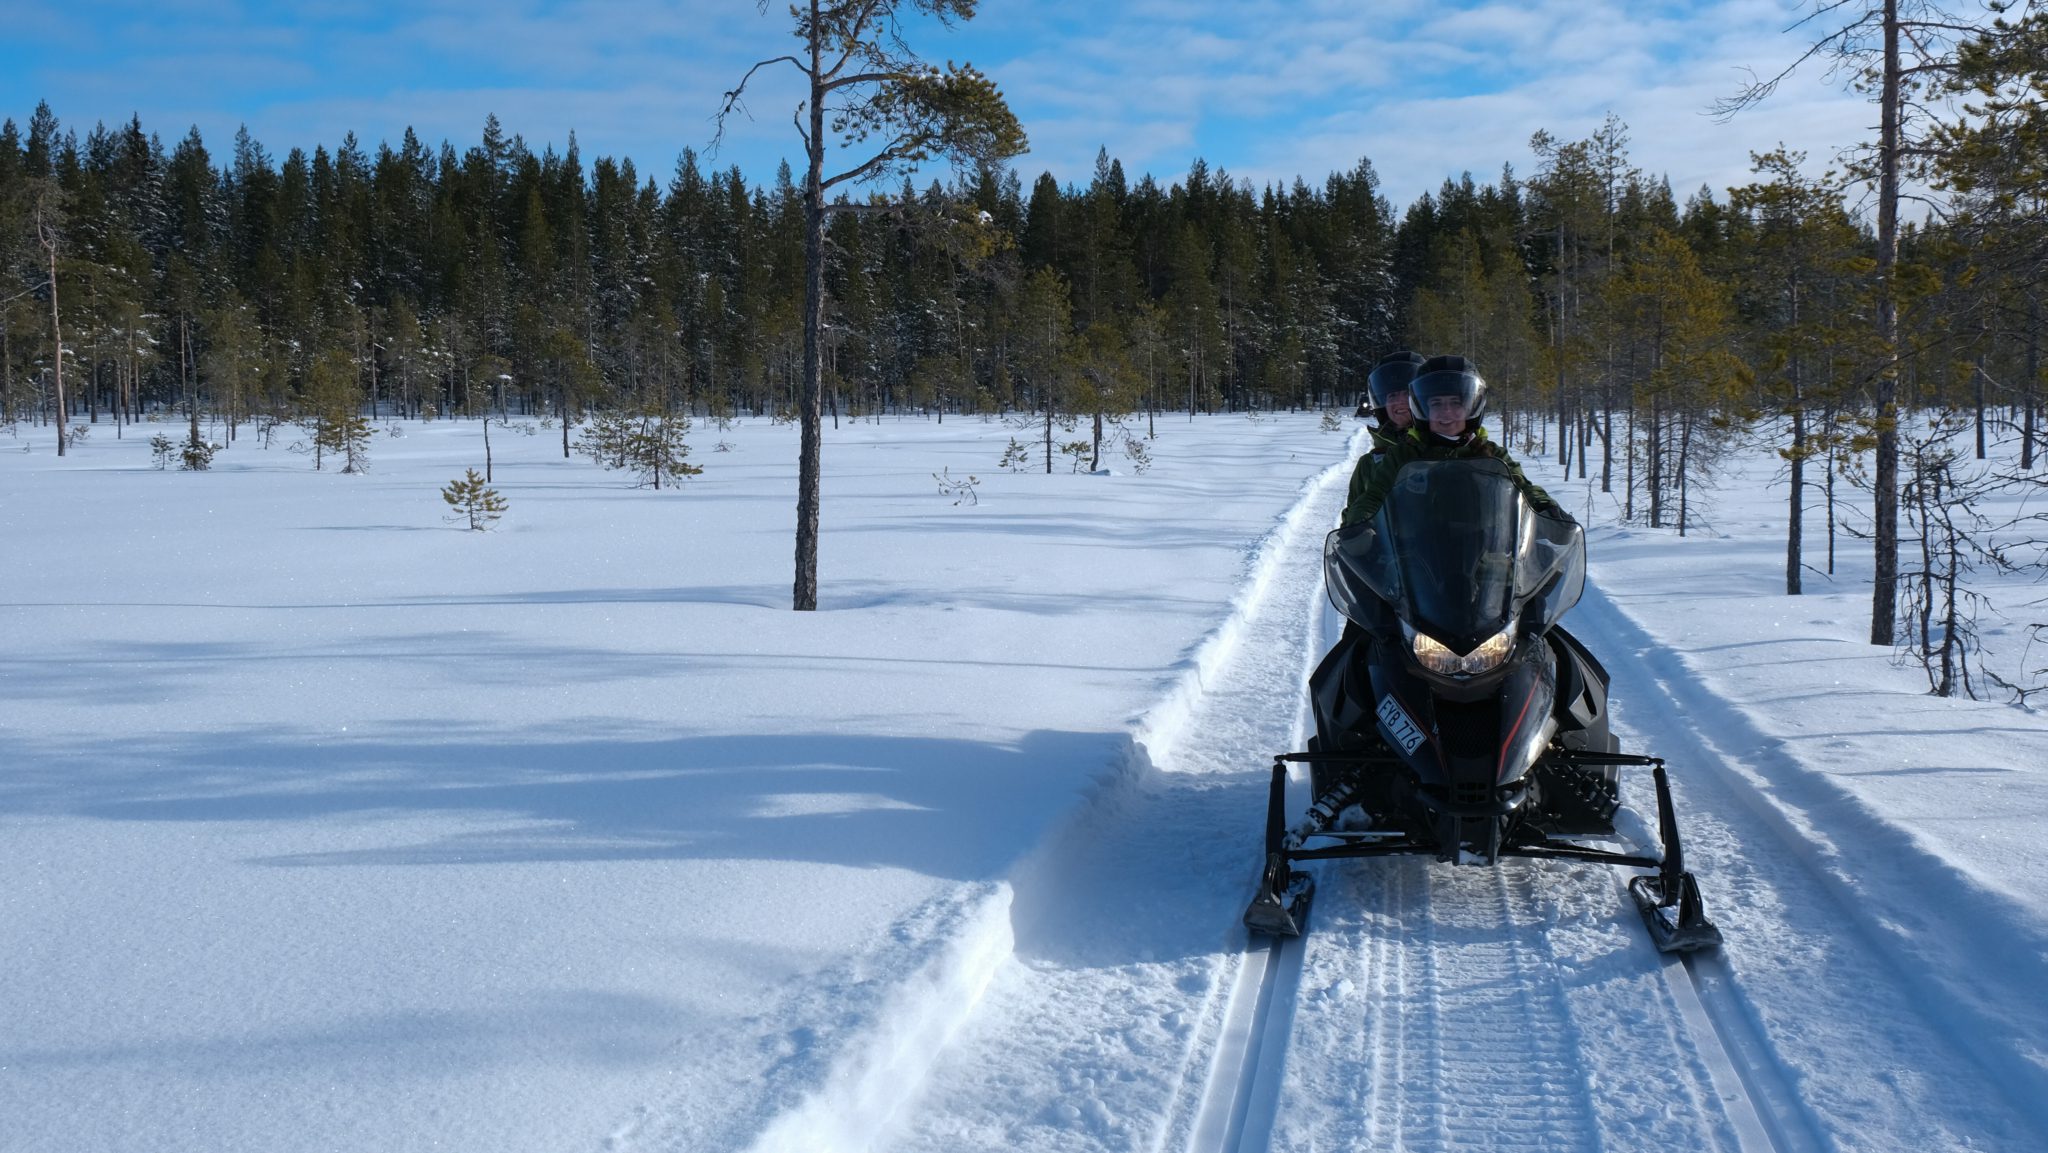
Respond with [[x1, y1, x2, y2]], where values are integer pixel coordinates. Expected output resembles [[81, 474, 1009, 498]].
[[2, 408, 2044, 1152]]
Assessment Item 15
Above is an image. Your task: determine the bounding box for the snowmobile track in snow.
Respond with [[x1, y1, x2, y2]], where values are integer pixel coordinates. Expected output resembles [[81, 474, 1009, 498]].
[[1579, 586, 2048, 1149], [1186, 933, 1304, 1152], [1188, 512, 1833, 1152], [847, 445, 2023, 1153], [1662, 945, 1826, 1153]]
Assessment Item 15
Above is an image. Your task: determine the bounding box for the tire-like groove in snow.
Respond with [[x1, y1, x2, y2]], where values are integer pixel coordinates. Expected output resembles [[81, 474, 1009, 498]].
[[807, 441, 1984, 1153], [1578, 579, 2048, 1150], [852, 440, 1362, 1153], [1668, 946, 1823, 1153], [1187, 934, 1305, 1153], [1190, 483, 1341, 1153]]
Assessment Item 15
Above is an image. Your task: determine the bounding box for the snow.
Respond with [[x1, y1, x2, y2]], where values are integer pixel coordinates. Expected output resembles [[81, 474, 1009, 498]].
[[3, 409, 2046, 1152]]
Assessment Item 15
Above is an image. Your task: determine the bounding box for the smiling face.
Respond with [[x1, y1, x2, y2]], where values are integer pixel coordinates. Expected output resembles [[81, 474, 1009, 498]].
[[1425, 393, 1467, 437], [1384, 392, 1412, 428]]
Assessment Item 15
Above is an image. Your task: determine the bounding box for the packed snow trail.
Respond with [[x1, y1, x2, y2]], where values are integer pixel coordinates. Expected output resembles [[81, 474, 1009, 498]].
[[1273, 590, 1741, 1151], [1572, 585, 2048, 1153], [704, 444, 2048, 1153], [762, 449, 1774, 1153], [853, 445, 1360, 1153], [1282, 576, 2048, 1153]]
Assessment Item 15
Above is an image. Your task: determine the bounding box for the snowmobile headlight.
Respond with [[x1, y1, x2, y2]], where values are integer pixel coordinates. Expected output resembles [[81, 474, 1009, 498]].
[[1407, 621, 1516, 678]]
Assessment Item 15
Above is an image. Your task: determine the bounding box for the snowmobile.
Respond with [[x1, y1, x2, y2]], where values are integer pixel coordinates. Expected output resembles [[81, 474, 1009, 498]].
[[1244, 458, 1721, 953]]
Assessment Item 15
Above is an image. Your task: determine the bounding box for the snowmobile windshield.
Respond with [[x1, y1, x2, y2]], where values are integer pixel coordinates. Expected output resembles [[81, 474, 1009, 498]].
[[1323, 459, 1585, 649]]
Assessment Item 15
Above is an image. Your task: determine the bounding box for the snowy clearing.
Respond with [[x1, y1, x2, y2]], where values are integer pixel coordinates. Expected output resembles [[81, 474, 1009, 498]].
[[3, 410, 2046, 1153]]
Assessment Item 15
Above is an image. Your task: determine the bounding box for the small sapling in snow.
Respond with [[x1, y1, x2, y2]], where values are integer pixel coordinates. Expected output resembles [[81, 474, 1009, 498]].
[[934, 467, 980, 505], [442, 469, 508, 531]]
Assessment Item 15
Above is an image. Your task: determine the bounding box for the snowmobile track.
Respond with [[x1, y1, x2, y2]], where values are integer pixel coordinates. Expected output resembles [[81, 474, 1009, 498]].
[[1578, 584, 2048, 1148], [1665, 945, 1827, 1153], [1190, 534, 1824, 1152], [1186, 933, 1304, 1153], [861, 445, 1978, 1153]]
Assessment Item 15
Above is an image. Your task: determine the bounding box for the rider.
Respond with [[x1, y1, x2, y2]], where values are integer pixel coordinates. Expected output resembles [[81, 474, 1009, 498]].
[[1344, 350, 1424, 523], [1342, 355, 1562, 528]]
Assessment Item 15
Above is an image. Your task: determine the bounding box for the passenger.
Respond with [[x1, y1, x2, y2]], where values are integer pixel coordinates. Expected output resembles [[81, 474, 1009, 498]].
[[1343, 355, 1563, 528], [1344, 351, 1425, 523], [1364, 351, 1423, 455]]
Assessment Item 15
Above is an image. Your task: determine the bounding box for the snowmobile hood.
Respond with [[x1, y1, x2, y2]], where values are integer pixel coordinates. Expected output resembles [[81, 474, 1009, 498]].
[[1324, 458, 1584, 653]]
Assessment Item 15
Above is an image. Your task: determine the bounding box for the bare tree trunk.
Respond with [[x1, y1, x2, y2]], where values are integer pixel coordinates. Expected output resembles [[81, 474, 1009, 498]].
[[793, 3, 827, 613], [1870, 0, 1902, 646], [39, 201, 67, 456], [86, 294, 100, 426], [1647, 402, 1663, 528], [1577, 397, 1588, 480], [1601, 389, 1614, 493], [1826, 404, 1839, 575], [181, 314, 193, 423], [1624, 405, 1636, 522], [1938, 509, 1959, 696], [1910, 455, 1934, 679], [1676, 410, 1692, 537], [1555, 222, 1570, 468], [368, 312, 380, 419], [2025, 292, 2039, 471], [1973, 351, 1986, 460], [1788, 350, 1806, 596]]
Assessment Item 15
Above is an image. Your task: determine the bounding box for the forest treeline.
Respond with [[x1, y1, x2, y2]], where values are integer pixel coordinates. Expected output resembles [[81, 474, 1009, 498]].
[[2, 14, 2045, 504], [0, 103, 1409, 435], [7, 0, 2048, 699]]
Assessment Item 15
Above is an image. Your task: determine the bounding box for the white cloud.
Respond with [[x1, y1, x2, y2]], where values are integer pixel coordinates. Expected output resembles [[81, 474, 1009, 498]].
[[975, 0, 1888, 210]]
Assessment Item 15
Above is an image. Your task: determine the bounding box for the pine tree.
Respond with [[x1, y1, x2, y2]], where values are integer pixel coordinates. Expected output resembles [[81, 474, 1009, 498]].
[[719, 0, 1026, 610], [1728, 150, 1874, 593], [441, 468, 507, 530], [621, 410, 703, 490], [1715, 0, 1990, 646], [300, 346, 370, 471], [1606, 228, 1745, 531], [1012, 265, 1075, 471]]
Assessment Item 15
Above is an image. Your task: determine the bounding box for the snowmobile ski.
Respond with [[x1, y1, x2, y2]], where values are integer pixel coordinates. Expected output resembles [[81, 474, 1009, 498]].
[[1630, 872, 1722, 953], [1244, 756, 1314, 936], [1244, 856, 1315, 937], [1628, 759, 1723, 952]]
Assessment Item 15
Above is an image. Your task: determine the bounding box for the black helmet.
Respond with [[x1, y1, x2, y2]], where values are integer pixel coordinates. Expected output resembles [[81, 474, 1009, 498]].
[[1408, 354, 1488, 426], [1366, 351, 1426, 411]]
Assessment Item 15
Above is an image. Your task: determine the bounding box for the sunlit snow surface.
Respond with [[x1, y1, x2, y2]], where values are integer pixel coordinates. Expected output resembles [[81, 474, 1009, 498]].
[[2, 411, 2045, 1152]]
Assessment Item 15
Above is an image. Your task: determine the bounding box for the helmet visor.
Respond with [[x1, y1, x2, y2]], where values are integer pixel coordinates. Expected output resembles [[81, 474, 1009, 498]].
[[1367, 362, 1419, 409], [1408, 367, 1482, 417]]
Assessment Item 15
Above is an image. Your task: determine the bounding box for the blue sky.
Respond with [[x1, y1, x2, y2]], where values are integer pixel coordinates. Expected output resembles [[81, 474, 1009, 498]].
[[2, 0, 1876, 211]]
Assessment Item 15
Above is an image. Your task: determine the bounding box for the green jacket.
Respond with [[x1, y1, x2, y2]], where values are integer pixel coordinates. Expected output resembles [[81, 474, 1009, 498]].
[[1366, 422, 1407, 456], [1342, 426, 1555, 527]]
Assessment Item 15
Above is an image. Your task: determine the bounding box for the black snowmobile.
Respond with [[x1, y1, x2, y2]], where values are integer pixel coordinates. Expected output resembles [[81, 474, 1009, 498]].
[[1244, 458, 1721, 953]]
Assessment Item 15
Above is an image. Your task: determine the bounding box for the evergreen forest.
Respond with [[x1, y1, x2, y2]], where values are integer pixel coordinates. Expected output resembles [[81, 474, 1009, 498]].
[[3, 4, 2046, 537]]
